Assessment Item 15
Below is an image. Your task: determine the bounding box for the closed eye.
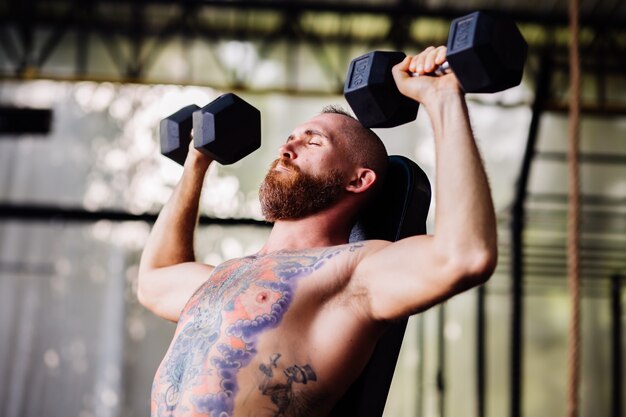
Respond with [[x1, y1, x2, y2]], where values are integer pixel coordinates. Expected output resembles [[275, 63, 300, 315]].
[[305, 130, 325, 146]]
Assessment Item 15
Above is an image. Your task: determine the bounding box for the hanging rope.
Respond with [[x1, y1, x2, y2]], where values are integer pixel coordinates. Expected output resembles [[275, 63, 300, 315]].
[[567, 0, 581, 414]]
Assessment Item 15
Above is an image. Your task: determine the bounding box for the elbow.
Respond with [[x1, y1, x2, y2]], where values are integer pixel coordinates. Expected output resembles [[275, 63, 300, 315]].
[[450, 246, 498, 288], [468, 247, 498, 283], [136, 271, 154, 310]]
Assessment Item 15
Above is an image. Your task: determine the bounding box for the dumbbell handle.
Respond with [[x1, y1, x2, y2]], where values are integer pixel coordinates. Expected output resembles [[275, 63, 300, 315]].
[[409, 61, 451, 78]]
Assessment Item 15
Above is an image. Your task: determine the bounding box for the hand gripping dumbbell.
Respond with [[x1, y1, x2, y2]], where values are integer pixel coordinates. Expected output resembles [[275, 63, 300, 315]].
[[159, 93, 261, 165], [344, 10, 528, 128]]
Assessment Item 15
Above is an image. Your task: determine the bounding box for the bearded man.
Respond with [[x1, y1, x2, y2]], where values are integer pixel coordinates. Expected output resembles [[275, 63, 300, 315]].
[[138, 46, 498, 417]]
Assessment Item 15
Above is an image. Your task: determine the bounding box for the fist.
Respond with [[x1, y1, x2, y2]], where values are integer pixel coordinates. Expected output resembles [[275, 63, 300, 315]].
[[184, 129, 213, 169], [392, 46, 462, 103]]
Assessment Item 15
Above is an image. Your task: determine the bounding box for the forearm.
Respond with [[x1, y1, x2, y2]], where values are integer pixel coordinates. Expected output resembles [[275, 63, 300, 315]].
[[139, 156, 211, 274], [424, 92, 497, 270]]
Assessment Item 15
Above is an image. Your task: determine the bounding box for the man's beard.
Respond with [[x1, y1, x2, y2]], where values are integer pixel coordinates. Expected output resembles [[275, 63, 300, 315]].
[[259, 159, 346, 221]]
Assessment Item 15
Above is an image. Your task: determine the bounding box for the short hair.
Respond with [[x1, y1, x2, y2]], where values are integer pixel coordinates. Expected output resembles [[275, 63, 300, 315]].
[[321, 104, 354, 119], [320, 105, 388, 199]]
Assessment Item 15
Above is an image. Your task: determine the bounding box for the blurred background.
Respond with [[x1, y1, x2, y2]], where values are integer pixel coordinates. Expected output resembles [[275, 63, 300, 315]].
[[0, 1, 625, 416]]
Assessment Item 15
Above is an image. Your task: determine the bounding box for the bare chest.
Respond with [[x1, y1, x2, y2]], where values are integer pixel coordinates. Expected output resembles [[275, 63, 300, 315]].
[[151, 245, 363, 417]]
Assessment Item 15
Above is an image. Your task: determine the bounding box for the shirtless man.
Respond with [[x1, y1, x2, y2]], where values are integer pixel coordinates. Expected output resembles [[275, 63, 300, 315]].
[[138, 46, 498, 417]]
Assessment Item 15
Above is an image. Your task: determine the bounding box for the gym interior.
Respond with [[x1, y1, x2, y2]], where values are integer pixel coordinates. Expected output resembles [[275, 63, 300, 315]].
[[0, 1, 625, 416]]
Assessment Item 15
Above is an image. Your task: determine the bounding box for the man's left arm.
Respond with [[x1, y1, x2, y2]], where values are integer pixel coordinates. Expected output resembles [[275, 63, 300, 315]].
[[351, 47, 498, 321]]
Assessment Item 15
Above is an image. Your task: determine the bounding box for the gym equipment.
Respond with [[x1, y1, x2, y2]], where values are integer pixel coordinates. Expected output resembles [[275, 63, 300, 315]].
[[344, 10, 528, 128], [159, 93, 261, 165], [0, 106, 52, 135], [329, 155, 431, 417]]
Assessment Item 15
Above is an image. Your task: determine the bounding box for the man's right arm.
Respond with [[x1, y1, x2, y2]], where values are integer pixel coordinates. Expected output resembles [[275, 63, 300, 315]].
[[137, 145, 215, 322]]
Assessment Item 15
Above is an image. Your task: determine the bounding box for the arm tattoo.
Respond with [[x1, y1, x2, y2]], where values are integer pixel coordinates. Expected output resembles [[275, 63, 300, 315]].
[[258, 354, 318, 417]]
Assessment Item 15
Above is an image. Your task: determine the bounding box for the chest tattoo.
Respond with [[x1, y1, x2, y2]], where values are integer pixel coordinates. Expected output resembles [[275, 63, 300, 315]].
[[152, 244, 363, 417]]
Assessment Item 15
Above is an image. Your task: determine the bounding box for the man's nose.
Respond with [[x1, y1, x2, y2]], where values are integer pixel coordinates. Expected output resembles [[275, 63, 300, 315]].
[[278, 141, 297, 159]]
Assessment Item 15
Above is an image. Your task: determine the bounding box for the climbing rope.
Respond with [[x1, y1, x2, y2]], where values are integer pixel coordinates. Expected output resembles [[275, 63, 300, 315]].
[[567, 0, 581, 414]]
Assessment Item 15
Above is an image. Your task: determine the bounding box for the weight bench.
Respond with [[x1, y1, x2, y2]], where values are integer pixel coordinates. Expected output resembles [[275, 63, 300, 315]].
[[329, 155, 431, 417]]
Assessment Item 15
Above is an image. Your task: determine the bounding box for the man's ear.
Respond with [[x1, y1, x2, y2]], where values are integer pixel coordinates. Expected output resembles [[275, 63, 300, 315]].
[[346, 168, 377, 194]]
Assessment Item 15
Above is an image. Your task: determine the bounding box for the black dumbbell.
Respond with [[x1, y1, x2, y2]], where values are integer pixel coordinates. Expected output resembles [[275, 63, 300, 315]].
[[344, 10, 528, 128], [159, 93, 261, 165]]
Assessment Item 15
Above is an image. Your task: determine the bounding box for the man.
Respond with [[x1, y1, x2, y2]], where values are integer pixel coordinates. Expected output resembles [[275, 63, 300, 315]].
[[138, 46, 498, 417]]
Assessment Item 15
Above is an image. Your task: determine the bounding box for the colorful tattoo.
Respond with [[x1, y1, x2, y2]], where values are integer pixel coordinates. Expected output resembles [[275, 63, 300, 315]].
[[258, 353, 318, 417], [151, 244, 362, 417]]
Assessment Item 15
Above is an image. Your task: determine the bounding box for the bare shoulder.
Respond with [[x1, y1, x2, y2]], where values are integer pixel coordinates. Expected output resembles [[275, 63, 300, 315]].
[[138, 261, 215, 323], [291, 240, 393, 307]]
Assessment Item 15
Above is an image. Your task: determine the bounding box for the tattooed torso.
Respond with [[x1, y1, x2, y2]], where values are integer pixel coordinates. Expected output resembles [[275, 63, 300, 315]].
[[151, 243, 385, 417]]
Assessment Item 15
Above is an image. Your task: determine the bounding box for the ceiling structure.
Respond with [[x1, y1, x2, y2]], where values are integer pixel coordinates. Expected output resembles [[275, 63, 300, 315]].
[[0, 0, 624, 101]]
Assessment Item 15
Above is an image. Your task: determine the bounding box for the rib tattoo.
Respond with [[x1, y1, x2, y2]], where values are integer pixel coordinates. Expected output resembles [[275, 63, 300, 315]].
[[258, 353, 318, 417]]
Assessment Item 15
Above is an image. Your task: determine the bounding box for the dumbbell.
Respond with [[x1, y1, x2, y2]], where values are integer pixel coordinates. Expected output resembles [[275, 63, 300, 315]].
[[344, 10, 528, 128], [160, 93, 261, 165]]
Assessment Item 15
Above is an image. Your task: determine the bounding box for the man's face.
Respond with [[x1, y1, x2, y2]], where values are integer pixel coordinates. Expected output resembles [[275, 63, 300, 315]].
[[259, 158, 345, 221], [258, 113, 361, 221]]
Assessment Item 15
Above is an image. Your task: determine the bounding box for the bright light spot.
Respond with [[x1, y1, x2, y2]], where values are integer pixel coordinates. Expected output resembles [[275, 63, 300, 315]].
[[104, 149, 128, 171], [157, 86, 216, 118], [245, 241, 264, 256], [84, 180, 114, 210], [127, 316, 147, 341], [44, 349, 60, 369], [221, 237, 244, 260], [167, 52, 190, 79], [444, 321, 462, 341], [204, 252, 223, 266], [414, 139, 435, 168], [253, 60, 283, 88], [129, 173, 173, 213], [218, 41, 258, 78], [159, 158, 184, 184], [15, 80, 63, 107], [607, 178, 626, 196], [133, 126, 157, 157], [100, 388, 119, 408], [90, 83, 116, 112], [202, 173, 242, 217], [245, 192, 264, 220], [74, 82, 117, 113], [110, 222, 150, 250], [92, 220, 113, 240], [109, 96, 133, 121]]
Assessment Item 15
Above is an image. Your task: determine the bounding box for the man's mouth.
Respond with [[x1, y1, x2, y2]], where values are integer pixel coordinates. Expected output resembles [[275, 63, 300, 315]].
[[273, 159, 297, 173], [275, 164, 291, 173]]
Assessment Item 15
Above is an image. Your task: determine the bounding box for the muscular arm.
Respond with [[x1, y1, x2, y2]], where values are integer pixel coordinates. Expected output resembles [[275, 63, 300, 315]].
[[137, 146, 215, 322], [353, 47, 498, 320]]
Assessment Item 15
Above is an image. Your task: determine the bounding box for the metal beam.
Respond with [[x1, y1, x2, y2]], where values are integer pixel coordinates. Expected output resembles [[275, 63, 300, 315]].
[[3, 0, 625, 30], [611, 274, 623, 417], [0, 203, 270, 227], [509, 52, 552, 417]]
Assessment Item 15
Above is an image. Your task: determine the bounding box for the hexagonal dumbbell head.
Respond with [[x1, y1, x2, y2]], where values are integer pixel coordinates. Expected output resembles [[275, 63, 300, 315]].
[[192, 93, 261, 165], [446, 11, 528, 93], [160, 104, 200, 165], [343, 51, 420, 129]]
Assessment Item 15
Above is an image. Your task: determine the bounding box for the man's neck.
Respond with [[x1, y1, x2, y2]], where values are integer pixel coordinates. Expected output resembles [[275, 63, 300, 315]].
[[259, 211, 353, 254]]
